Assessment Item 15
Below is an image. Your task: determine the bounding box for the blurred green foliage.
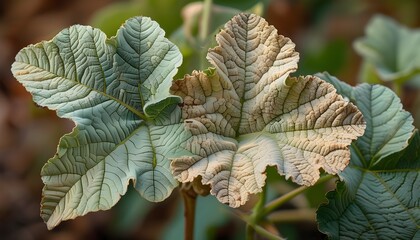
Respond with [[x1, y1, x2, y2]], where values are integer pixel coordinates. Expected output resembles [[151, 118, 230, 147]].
[[354, 14, 420, 88], [90, 0, 195, 37], [297, 39, 349, 77]]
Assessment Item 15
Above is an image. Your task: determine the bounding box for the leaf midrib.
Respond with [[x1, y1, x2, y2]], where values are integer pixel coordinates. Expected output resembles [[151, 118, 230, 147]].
[[17, 62, 147, 120], [348, 165, 418, 236], [235, 15, 250, 138], [363, 85, 412, 168], [43, 121, 148, 224]]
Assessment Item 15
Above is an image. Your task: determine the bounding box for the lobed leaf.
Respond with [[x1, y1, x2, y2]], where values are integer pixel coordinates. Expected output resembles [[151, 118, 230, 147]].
[[171, 14, 365, 208], [11, 17, 188, 229], [317, 73, 418, 239], [319, 73, 415, 166]]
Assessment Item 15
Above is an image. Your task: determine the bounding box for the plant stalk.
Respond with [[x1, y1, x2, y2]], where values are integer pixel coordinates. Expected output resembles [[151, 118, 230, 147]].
[[253, 185, 267, 222], [181, 184, 197, 240], [267, 208, 317, 223], [252, 224, 285, 240], [246, 224, 254, 240], [238, 211, 285, 240], [198, 0, 213, 70], [199, 0, 213, 42], [392, 82, 403, 97], [246, 186, 267, 239], [263, 174, 335, 216]]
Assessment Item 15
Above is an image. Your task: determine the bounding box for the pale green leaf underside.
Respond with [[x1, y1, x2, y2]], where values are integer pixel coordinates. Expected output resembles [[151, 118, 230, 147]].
[[354, 14, 420, 84], [317, 73, 418, 239], [11, 17, 184, 229], [171, 14, 365, 208]]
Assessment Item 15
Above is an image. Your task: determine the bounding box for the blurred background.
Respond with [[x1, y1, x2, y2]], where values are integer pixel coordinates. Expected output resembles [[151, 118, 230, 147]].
[[1, 0, 419, 239]]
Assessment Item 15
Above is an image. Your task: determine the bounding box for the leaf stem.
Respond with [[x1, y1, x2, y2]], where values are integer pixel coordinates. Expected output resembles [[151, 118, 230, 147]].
[[200, 0, 213, 42], [252, 185, 267, 222], [391, 82, 403, 97], [197, 0, 213, 70], [180, 184, 197, 240], [246, 224, 254, 240], [253, 224, 284, 240], [238, 211, 285, 240], [267, 208, 317, 223], [262, 174, 335, 216], [246, 186, 267, 239]]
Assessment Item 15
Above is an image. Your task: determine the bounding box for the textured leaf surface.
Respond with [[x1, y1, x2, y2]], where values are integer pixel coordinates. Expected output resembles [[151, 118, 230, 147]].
[[170, 14, 365, 208], [354, 15, 420, 85], [319, 73, 415, 166], [11, 17, 187, 229], [317, 73, 418, 239]]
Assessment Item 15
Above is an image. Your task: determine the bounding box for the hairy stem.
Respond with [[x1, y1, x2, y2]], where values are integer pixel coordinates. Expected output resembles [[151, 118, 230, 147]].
[[263, 174, 335, 216], [181, 184, 197, 240]]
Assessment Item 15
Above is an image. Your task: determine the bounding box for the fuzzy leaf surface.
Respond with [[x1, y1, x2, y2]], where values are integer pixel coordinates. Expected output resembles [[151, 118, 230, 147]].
[[11, 16, 188, 229], [317, 73, 418, 239], [171, 14, 365, 208]]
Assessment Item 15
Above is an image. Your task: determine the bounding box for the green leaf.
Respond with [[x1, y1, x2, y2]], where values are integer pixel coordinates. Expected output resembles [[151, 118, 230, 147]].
[[317, 73, 417, 239], [354, 14, 420, 86], [170, 14, 365, 208], [316, 72, 354, 100], [317, 131, 419, 240], [11, 17, 188, 229], [318, 73, 415, 166]]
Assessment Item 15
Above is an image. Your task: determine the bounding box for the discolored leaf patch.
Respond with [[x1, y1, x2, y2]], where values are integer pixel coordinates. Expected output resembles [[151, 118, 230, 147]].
[[171, 13, 365, 208]]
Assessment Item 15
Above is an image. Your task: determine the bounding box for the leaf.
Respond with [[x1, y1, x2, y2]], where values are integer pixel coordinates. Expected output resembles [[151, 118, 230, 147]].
[[354, 14, 420, 86], [11, 17, 189, 229], [318, 73, 415, 166], [170, 13, 365, 208], [317, 131, 419, 240], [317, 73, 417, 239]]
